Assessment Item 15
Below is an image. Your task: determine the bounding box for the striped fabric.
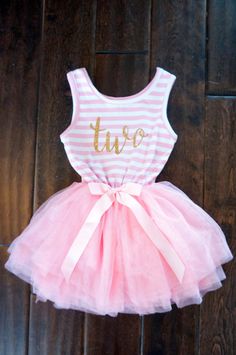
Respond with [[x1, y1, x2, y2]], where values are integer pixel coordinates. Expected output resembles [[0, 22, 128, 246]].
[[60, 67, 178, 187]]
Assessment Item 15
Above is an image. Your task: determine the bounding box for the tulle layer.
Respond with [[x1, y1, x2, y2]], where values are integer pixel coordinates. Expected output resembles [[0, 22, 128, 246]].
[[4, 181, 234, 317]]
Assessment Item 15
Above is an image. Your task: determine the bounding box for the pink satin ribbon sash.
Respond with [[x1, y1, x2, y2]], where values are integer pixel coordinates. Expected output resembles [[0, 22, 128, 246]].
[[61, 182, 185, 283]]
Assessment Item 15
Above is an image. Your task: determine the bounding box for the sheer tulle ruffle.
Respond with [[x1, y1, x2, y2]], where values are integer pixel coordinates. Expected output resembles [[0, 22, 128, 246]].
[[4, 181, 234, 317]]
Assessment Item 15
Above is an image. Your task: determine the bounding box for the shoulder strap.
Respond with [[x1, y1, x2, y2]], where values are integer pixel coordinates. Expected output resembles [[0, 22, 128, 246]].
[[66, 70, 80, 125], [160, 68, 178, 141]]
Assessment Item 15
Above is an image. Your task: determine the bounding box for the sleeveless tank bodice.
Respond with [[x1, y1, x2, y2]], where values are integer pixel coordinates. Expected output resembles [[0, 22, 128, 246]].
[[60, 67, 178, 187]]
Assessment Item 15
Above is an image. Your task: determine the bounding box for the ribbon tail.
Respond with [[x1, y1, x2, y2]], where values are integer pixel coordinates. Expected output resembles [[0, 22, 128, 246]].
[[118, 192, 185, 283], [61, 193, 114, 282]]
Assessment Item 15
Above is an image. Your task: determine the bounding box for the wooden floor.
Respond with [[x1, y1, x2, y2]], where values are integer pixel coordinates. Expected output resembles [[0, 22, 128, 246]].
[[0, 1, 235, 354]]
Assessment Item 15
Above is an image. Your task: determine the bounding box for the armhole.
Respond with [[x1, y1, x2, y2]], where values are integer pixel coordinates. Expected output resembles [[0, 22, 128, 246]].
[[162, 73, 178, 141], [60, 71, 79, 140]]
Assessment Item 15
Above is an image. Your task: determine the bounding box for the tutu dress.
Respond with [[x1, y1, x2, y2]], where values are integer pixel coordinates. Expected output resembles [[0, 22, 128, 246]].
[[4, 66, 234, 317]]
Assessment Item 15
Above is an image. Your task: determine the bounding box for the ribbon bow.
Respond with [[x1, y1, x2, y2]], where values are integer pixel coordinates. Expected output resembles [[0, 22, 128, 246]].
[[61, 182, 185, 283]]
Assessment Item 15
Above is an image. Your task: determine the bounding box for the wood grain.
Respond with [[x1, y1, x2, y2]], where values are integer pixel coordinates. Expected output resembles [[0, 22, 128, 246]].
[[0, 1, 41, 354], [200, 98, 236, 355], [207, 0, 236, 95], [0, 1, 235, 354], [0, 247, 29, 355], [0, 0, 41, 244]]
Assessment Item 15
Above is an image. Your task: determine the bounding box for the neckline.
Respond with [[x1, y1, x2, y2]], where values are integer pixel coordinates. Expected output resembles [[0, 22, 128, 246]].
[[78, 66, 162, 105]]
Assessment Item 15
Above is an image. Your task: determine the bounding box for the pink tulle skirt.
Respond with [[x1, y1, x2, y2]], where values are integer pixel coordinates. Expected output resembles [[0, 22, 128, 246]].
[[4, 181, 234, 317]]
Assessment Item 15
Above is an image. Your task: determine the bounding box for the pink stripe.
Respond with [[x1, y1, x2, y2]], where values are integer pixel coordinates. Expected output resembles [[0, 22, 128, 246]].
[[65, 120, 170, 130], [72, 170, 161, 179], [70, 164, 162, 173], [80, 161, 165, 168], [66, 148, 171, 158], [78, 105, 164, 113], [161, 73, 172, 79], [76, 90, 166, 99], [80, 155, 169, 163], [75, 123, 163, 129], [77, 114, 164, 119]]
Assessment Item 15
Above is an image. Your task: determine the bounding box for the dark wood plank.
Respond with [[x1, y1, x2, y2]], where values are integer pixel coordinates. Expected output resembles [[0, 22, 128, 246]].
[[207, 0, 236, 95], [96, 0, 151, 51], [143, 1, 206, 354], [0, 1, 42, 354], [0, 0, 42, 244], [85, 314, 141, 355], [200, 98, 236, 355], [28, 1, 96, 354], [29, 302, 85, 355], [0, 247, 29, 355]]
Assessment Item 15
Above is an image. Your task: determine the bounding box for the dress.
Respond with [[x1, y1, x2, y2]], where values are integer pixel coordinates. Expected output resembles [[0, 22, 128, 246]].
[[4, 66, 234, 317]]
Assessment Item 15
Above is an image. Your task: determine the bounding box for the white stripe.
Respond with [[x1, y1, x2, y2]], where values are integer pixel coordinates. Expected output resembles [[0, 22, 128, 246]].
[[78, 175, 158, 184], [81, 155, 169, 164], [62, 135, 173, 144], [65, 158, 165, 169]]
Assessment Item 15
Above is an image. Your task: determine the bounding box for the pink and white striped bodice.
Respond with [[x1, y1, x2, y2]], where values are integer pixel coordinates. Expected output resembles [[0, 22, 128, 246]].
[[60, 67, 178, 187]]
